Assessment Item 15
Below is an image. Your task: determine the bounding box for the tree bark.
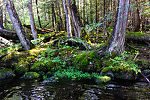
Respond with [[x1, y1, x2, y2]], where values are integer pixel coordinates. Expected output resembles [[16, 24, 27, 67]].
[[67, 0, 81, 37], [90, 0, 92, 23], [133, 0, 141, 32], [51, 3, 57, 31], [27, 0, 38, 40], [5, 0, 31, 50], [0, 0, 4, 29], [103, 0, 106, 38], [99, 0, 130, 55], [58, 1, 64, 30], [35, 0, 42, 28], [63, 0, 72, 37]]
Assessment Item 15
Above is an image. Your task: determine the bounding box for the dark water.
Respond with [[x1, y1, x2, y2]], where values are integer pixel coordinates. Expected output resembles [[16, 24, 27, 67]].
[[0, 79, 150, 100]]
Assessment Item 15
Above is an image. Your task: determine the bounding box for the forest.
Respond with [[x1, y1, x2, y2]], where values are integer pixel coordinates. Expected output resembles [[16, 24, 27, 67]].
[[0, 0, 150, 99]]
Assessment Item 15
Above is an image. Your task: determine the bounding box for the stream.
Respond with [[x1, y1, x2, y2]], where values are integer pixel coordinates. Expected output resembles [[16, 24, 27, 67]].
[[0, 79, 150, 100]]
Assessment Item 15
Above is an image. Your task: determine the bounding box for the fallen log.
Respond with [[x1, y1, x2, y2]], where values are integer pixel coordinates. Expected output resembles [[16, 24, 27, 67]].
[[0, 36, 14, 46], [23, 24, 53, 34], [126, 32, 150, 45], [0, 29, 18, 40]]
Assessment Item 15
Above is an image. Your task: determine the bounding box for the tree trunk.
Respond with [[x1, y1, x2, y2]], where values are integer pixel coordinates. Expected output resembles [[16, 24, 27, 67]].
[[27, 0, 38, 40], [67, 0, 81, 37], [103, 0, 106, 38], [99, 0, 130, 55], [51, 3, 57, 31], [95, 0, 98, 23], [35, 0, 42, 28], [58, 1, 64, 30], [133, 0, 141, 32], [63, 0, 72, 37], [5, 0, 31, 50], [90, 0, 92, 23], [21, 0, 25, 25], [0, 0, 4, 29]]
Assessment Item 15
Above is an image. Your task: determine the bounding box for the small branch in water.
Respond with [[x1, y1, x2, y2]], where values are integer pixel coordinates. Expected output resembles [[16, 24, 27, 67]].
[[140, 72, 150, 85]]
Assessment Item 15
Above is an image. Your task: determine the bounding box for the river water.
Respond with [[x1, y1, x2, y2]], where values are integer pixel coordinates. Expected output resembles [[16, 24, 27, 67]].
[[0, 79, 150, 100]]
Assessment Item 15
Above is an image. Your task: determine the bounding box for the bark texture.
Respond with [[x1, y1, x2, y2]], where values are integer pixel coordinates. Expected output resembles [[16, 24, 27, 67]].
[[5, 0, 31, 50], [63, 0, 72, 37], [67, 0, 81, 37], [0, 0, 4, 29], [99, 0, 130, 55], [27, 0, 38, 40], [35, 0, 42, 28]]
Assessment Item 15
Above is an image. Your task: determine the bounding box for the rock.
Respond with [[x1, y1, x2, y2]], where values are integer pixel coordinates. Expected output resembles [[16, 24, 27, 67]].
[[43, 76, 59, 83], [21, 72, 40, 80], [114, 71, 138, 80], [0, 68, 15, 79]]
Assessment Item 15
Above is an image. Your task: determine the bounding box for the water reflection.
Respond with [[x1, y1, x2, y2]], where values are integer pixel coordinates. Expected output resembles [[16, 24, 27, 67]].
[[0, 79, 150, 100]]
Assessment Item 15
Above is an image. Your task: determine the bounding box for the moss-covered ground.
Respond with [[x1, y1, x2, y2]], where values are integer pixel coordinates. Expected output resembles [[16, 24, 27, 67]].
[[0, 31, 149, 83]]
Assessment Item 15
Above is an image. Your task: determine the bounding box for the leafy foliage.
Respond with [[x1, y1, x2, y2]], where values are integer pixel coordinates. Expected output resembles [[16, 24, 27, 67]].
[[101, 51, 141, 74]]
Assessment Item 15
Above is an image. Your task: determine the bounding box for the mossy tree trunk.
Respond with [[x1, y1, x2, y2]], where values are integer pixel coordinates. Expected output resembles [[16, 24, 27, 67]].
[[99, 0, 130, 55]]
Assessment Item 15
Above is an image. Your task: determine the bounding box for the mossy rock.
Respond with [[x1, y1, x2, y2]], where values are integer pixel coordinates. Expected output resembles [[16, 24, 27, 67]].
[[73, 51, 101, 72], [15, 62, 29, 75], [0, 51, 26, 67], [21, 72, 40, 80], [0, 68, 15, 79], [113, 70, 138, 80], [14, 55, 36, 75], [31, 59, 54, 72]]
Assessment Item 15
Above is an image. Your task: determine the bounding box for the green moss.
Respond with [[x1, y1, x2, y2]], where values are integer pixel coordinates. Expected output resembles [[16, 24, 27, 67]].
[[15, 55, 36, 75], [21, 72, 40, 80], [126, 31, 150, 37], [98, 76, 111, 83], [31, 59, 54, 72], [74, 51, 101, 71]]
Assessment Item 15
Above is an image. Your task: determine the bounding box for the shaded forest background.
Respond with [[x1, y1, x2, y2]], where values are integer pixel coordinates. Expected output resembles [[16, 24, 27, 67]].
[[1, 0, 150, 37]]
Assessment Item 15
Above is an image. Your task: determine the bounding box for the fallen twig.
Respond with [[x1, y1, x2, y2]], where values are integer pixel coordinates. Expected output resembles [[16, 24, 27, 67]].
[[140, 72, 150, 85]]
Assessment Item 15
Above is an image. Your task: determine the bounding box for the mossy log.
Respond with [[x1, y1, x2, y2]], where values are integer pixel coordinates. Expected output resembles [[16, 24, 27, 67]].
[[31, 31, 66, 45], [126, 32, 150, 45], [24, 24, 53, 34], [64, 38, 92, 50]]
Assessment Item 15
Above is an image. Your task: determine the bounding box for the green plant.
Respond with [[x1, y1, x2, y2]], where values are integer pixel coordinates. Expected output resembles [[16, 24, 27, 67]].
[[101, 51, 141, 74], [53, 67, 91, 80]]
